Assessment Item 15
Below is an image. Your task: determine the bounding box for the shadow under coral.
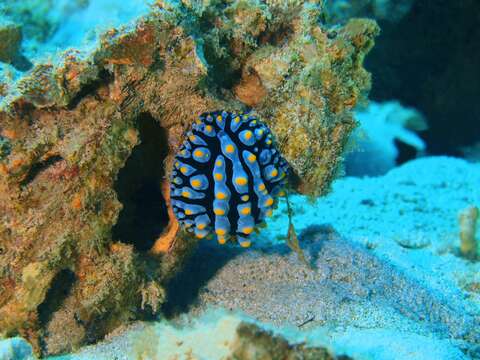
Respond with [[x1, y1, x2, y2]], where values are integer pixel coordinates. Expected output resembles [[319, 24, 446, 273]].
[[160, 224, 334, 318], [161, 241, 241, 318]]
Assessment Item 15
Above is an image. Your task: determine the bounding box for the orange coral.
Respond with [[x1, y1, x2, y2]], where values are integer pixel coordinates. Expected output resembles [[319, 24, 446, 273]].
[[151, 179, 179, 255]]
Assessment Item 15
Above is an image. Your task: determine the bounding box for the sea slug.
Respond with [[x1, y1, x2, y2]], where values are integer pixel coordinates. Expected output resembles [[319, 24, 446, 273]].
[[170, 111, 289, 247]]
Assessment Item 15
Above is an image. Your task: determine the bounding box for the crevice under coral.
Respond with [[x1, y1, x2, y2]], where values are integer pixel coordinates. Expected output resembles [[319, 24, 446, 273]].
[[112, 113, 170, 252], [37, 269, 77, 329]]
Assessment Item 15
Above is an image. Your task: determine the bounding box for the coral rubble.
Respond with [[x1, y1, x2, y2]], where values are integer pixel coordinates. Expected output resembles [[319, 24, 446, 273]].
[[0, 0, 378, 355], [57, 310, 350, 359], [132, 311, 349, 360], [459, 206, 479, 260]]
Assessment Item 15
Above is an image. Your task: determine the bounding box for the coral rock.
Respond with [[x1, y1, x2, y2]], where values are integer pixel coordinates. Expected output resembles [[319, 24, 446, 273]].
[[0, 0, 378, 355]]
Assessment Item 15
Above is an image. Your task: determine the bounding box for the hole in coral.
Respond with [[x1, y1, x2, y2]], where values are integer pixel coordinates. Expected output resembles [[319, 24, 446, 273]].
[[200, 34, 242, 91], [37, 269, 76, 328], [66, 69, 114, 110], [20, 155, 64, 187], [112, 113, 170, 252], [259, 24, 294, 47]]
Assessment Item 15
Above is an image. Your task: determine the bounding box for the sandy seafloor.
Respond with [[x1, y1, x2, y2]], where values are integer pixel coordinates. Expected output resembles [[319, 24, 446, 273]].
[[3, 156, 480, 360]]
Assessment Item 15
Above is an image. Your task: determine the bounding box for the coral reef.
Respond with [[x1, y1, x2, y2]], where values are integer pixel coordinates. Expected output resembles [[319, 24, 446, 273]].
[[0, 0, 59, 43], [0, 0, 378, 355], [241, 16, 379, 195], [0, 0, 150, 67]]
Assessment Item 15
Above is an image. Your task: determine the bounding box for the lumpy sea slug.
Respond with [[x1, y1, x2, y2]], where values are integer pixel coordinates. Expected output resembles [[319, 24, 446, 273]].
[[170, 111, 289, 247]]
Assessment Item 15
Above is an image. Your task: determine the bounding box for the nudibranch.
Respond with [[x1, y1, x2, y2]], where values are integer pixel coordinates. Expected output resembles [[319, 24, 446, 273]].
[[170, 111, 289, 247]]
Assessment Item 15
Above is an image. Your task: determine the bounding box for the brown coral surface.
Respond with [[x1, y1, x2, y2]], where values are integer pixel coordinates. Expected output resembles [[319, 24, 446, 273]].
[[0, 0, 378, 355]]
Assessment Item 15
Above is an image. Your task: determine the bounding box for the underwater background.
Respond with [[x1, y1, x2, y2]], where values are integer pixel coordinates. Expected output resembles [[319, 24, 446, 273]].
[[0, 0, 479, 359]]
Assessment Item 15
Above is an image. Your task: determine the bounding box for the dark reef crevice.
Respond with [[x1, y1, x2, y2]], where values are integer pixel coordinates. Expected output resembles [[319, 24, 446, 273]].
[[66, 69, 114, 110], [112, 113, 170, 252], [394, 139, 418, 166], [37, 269, 76, 328], [20, 155, 64, 187]]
